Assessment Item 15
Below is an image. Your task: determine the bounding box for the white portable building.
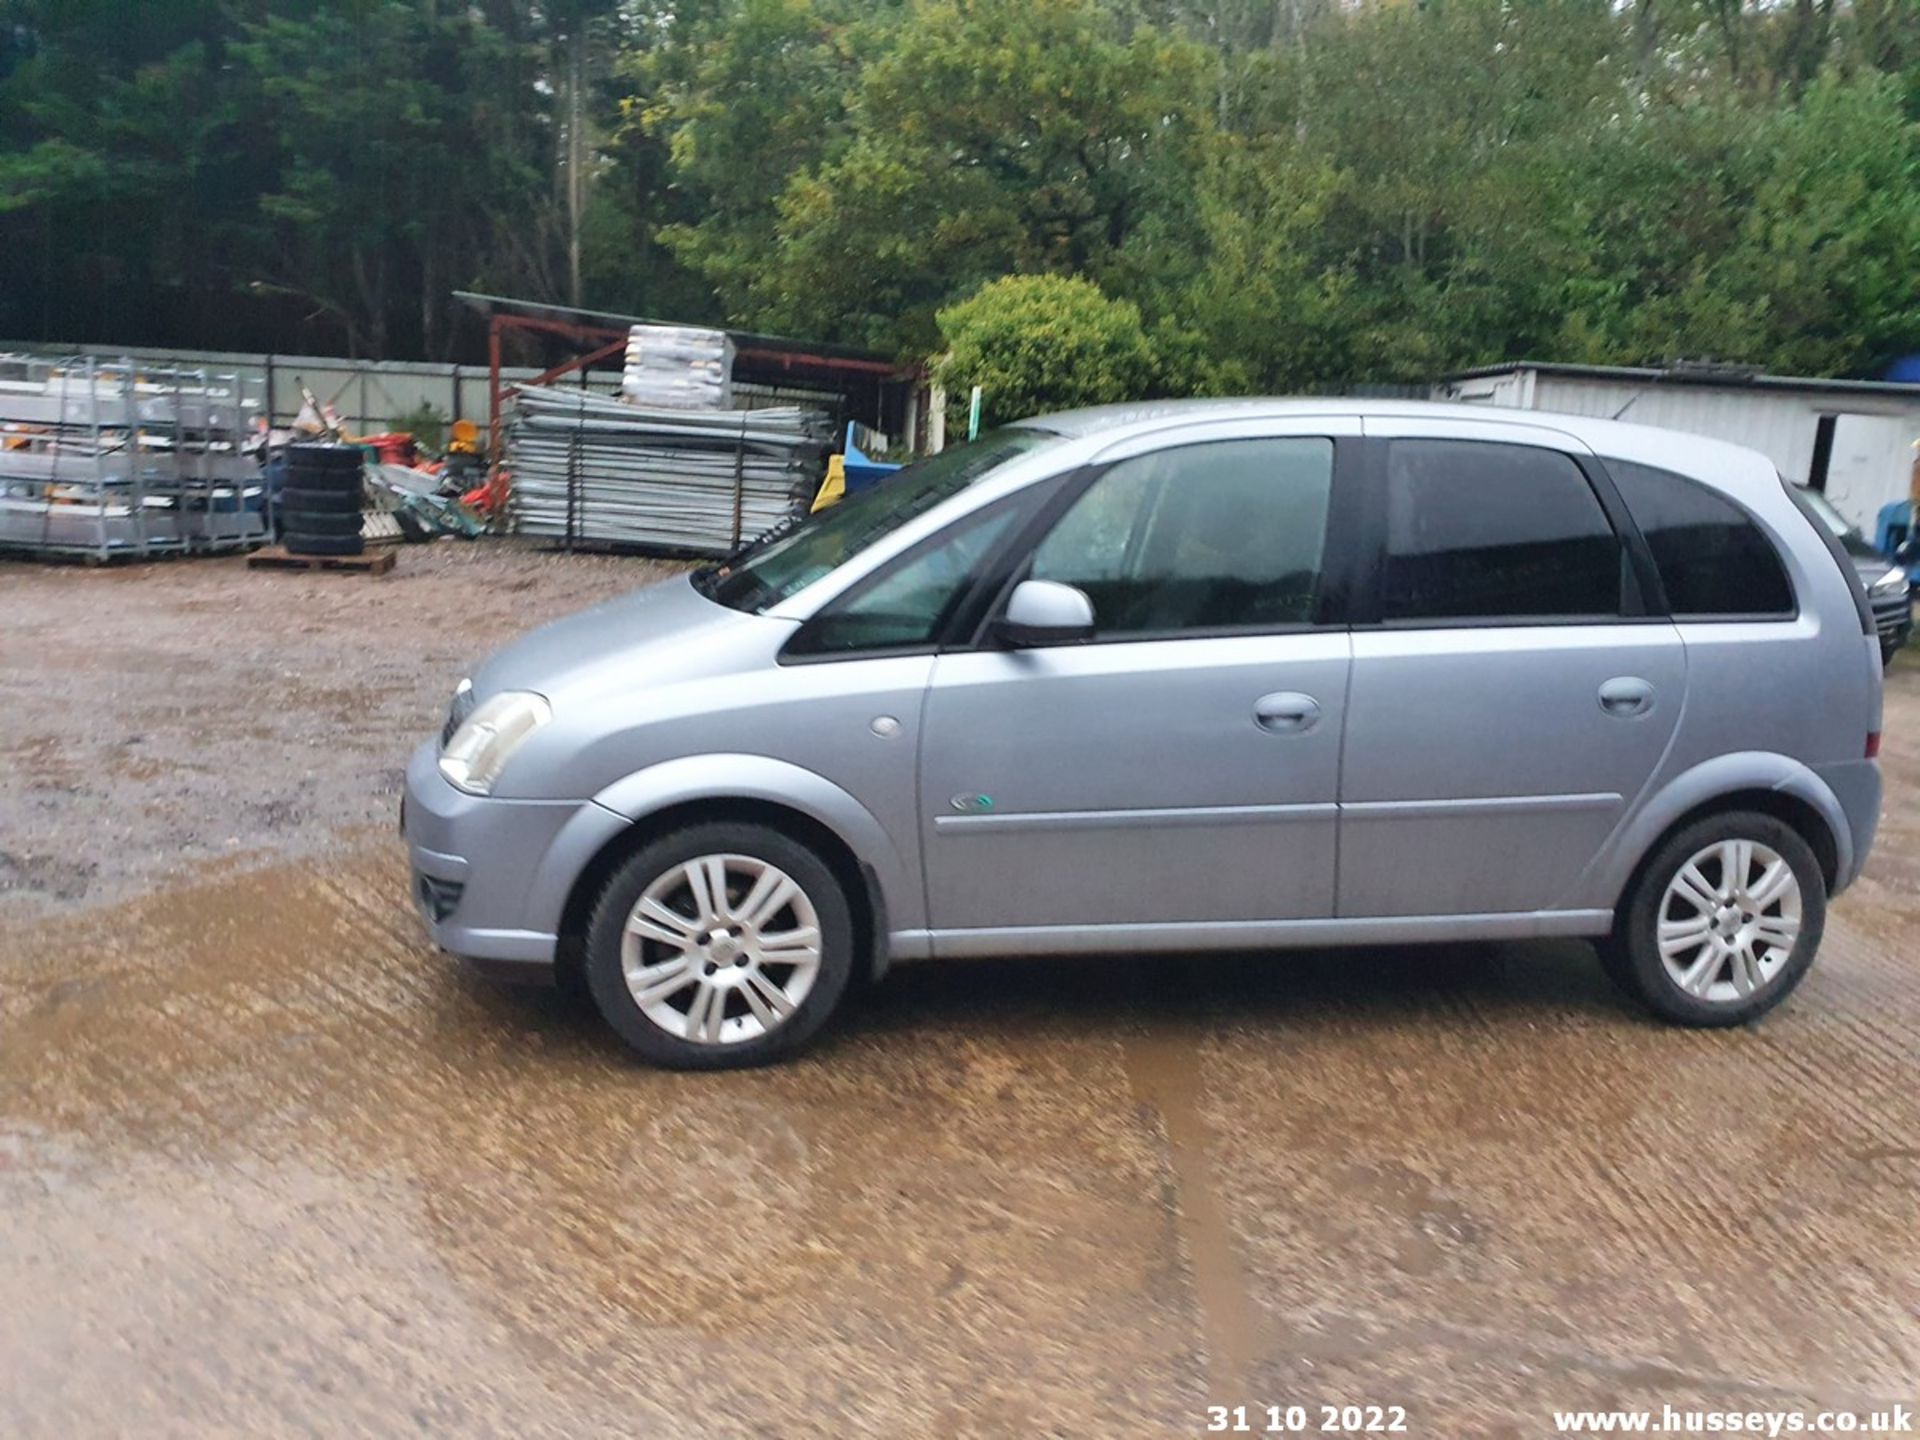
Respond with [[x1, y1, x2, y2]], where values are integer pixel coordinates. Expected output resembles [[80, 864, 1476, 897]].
[[1435, 362, 1920, 534]]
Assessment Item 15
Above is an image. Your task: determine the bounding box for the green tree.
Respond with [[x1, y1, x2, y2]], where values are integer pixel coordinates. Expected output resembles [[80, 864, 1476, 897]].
[[231, 3, 558, 358], [1144, 137, 1345, 393], [935, 273, 1159, 427], [0, 0, 254, 343], [1280, 0, 1625, 380], [650, 0, 1213, 354], [631, 0, 871, 326], [6, 0, 1920, 393]]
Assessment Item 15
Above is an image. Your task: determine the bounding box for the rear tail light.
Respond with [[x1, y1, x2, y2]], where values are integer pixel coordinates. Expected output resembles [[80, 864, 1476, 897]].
[[1866, 731, 1881, 759]]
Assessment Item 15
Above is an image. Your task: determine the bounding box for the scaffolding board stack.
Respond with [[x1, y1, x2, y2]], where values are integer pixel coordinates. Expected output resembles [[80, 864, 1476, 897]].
[[507, 384, 832, 556], [621, 324, 736, 411], [0, 355, 269, 561]]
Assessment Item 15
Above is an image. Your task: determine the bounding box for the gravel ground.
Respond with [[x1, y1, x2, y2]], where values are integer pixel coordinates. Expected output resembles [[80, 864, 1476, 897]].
[[1, 547, 1916, 1436], [0, 540, 680, 923]]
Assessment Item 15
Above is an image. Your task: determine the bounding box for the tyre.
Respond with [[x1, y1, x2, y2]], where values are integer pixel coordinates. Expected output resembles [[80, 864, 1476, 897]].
[[584, 822, 855, 1069], [283, 465, 362, 493], [279, 484, 363, 514], [283, 531, 366, 557], [279, 509, 364, 538], [285, 443, 363, 473], [1604, 810, 1825, 1026]]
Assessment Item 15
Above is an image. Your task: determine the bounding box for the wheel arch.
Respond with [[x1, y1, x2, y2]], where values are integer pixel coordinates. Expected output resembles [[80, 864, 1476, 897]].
[[547, 756, 908, 987], [1597, 759, 1847, 923]]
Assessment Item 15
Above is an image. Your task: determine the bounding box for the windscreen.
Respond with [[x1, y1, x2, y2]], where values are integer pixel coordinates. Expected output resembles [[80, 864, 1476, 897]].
[[701, 428, 1062, 613]]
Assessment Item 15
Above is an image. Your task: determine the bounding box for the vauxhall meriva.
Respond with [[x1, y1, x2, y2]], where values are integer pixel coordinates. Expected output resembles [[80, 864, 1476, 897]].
[[405, 401, 1884, 1068]]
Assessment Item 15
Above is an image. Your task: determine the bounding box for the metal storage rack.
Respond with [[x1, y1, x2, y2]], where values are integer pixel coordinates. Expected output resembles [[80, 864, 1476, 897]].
[[0, 354, 269, 561]]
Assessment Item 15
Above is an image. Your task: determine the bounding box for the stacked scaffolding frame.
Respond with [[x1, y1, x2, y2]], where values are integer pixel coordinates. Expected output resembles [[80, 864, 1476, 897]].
[[506, 384, 832, 556], [0, 354, 269, 561]]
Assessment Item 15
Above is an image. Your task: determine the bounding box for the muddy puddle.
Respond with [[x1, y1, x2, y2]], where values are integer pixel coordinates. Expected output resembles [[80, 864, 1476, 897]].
[[2, 839, 1916, 1436]]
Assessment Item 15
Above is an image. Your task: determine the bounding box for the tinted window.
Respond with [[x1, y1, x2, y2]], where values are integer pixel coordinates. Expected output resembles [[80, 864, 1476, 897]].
[[1610, 461, 1794, 617], [1029, 438, 1334, 636], [1382, 441, 1624, 622], [791, 501, 1026, 654]]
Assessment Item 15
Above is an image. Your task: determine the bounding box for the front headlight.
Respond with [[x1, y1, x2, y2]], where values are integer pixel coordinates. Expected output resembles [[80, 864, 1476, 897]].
[[1870, 566, 1909, 596], [438, 690, 552, 795], [442, 677, 476, 746]]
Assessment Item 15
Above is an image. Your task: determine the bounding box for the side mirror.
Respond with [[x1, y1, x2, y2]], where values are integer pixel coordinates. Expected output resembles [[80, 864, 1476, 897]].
[[993, 579, 1095, 647]]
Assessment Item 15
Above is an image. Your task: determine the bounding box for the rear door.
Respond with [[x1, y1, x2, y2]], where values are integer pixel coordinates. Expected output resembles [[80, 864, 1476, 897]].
[[1337, 421, 1685, 919]]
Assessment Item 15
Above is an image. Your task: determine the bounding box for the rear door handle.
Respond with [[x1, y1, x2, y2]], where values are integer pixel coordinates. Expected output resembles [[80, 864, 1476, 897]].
[[1598, 676, 1655, 718], [1254, 691, 1321, 734]]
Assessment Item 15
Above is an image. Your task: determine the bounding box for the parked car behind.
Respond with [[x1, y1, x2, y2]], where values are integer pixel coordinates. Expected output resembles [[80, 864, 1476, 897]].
[[406, 401, 1883, 1068], [1794, 485, 1912, 665]]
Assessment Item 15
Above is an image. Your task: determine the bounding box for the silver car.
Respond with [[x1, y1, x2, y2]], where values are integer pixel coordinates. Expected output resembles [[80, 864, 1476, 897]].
[[404, 401, 1884, 1068]]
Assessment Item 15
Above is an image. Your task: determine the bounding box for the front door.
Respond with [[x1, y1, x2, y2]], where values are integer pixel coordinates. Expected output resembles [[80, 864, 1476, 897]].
[[917, 427, 1357, 947], [1337, 432, 1685, 919]]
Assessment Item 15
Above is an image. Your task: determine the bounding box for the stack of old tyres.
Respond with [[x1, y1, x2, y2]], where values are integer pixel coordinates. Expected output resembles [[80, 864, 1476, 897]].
[[280, 442, 365, 557]]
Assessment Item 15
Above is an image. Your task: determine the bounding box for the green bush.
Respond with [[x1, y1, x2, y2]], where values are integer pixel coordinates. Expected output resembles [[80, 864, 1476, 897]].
[[387, 401, 449, 455], [934, 274, 1159, 432]]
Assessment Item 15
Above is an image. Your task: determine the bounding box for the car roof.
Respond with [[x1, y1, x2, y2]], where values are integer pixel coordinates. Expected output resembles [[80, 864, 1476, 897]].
[[1013, 398, 1351, 438], [1012, 397, 1771, 486]]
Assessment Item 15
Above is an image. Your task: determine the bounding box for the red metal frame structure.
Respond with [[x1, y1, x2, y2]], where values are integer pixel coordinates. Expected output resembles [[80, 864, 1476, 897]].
[[455, 291, 915, 512]]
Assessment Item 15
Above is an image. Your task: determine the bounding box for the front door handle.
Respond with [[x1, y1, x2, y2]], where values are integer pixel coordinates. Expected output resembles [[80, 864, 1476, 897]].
[[1254, 691, 1321, 734], [1598, 676, 1655, 718]]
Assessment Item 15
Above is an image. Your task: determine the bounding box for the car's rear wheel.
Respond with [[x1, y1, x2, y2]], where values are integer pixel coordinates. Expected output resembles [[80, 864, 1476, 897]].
[[584, 822, 854, 1069], [1602, 810, 1825, 1026]]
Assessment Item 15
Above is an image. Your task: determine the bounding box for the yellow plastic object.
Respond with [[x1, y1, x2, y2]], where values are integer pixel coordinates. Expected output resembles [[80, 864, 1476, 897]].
[[811, 453, 847, 513], [449, 418, 481, 455]]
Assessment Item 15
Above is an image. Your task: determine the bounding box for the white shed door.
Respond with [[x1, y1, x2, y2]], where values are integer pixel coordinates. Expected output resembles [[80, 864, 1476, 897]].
[[1826, 414, 1917, 532]]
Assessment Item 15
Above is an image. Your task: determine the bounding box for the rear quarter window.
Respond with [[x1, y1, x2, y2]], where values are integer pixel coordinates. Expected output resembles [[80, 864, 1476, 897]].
[[1606, 460, 1795, 618]]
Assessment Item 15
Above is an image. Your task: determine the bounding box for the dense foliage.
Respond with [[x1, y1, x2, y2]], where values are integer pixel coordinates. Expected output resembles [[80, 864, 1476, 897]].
[[5, 0, 1920, 391], [936, 275, 1160, 426]]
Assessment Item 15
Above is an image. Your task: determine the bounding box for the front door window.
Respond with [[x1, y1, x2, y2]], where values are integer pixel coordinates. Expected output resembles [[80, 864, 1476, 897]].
[[1029, 437, 1336, 635]]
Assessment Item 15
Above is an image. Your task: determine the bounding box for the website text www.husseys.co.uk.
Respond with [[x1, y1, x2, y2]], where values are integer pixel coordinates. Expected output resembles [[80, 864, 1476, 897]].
[[1550, 1404, 1913, 1436]]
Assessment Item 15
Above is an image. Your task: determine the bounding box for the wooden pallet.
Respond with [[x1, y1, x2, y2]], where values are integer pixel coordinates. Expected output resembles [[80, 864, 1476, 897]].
[[246, 544, 396, 576]]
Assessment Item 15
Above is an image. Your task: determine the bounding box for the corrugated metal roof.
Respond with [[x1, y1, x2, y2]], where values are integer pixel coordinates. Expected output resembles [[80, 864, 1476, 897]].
[[1442, 360, 1920, 401], [451, 290, 904, 371]]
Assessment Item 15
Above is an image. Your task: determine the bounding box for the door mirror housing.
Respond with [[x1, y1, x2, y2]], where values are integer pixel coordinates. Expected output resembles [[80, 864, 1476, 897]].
[[993, 579, 1096, 647]]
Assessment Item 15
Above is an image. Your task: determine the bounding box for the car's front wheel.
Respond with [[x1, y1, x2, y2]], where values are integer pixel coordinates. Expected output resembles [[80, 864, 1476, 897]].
[[584, 822, 854, 1069], [1601, 810, 1826, 1026]]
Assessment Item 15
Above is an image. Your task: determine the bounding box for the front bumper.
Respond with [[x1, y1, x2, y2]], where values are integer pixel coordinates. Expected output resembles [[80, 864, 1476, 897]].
[[1872, 591, 1912, 653], [402, 739, 587, 980]]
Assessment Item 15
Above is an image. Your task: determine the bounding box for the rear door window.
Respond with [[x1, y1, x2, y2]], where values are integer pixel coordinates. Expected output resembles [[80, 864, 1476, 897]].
[[1608, 460, 1795, 617], [1380, 440, 1626, 622]]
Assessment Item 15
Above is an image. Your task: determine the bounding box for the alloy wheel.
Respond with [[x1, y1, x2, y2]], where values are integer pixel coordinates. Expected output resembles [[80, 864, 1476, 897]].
[[619, 853, 823, 1045], [1656, 838, 1802, 1004]]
